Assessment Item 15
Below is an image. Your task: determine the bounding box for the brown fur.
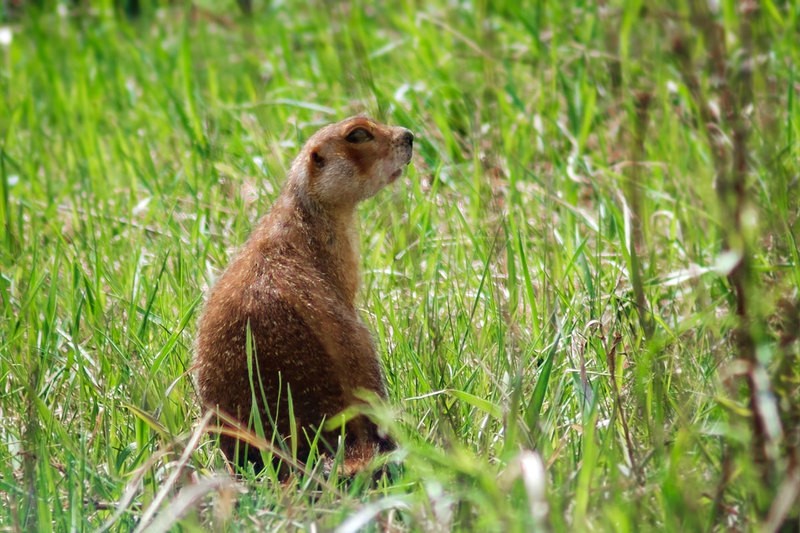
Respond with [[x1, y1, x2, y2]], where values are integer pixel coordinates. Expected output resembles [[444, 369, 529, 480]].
[[194, 117, 413, 475]]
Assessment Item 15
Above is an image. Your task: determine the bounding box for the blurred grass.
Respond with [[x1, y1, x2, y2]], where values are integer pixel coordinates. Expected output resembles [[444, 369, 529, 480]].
[[1, 0, 799, 531]]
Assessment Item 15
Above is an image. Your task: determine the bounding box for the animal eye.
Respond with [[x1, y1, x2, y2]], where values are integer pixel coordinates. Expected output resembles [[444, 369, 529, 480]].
[[345, 128, 373, 144]]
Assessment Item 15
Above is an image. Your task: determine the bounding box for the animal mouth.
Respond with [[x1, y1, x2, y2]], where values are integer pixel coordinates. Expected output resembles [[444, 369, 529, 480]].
[[389, 154, 412, 182]]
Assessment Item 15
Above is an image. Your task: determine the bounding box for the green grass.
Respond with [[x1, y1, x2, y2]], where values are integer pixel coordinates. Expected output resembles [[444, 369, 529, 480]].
[[1, 0, 799, 530]]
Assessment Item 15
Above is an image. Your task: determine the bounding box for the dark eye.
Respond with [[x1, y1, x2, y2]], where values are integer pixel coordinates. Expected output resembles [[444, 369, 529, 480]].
[[345, 128, 374, 144]]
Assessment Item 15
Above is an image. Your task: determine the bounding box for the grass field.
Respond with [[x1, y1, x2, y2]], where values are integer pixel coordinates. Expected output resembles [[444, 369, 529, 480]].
[[1, 1, 799, 531]]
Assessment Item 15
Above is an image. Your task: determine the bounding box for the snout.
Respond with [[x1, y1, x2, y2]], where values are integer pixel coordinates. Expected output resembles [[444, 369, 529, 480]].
[[400, 128, 414, 148], [396, 128, 414, 166]]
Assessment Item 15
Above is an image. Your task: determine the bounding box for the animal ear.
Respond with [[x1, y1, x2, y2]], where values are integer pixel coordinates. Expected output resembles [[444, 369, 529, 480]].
[[311, 150, 325, 169]]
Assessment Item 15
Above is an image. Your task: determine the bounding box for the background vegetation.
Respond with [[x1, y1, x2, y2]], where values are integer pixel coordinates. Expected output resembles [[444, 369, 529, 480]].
[[1, 0, 798, 530]]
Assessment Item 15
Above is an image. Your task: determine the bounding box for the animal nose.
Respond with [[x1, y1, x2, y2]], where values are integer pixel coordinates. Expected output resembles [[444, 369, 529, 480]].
[[401, 129, 414, 147]]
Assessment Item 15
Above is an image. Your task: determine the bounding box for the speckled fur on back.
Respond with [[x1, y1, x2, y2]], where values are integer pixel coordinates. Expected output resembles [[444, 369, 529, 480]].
[[194, 117, 413, 475]]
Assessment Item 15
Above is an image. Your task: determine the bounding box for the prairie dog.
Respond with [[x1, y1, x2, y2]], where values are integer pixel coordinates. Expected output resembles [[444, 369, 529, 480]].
[[195, 116, 413, 475]]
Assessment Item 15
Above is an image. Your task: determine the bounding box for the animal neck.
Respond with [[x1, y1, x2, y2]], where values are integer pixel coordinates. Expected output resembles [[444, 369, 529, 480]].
[[280, 185, 361, 305]]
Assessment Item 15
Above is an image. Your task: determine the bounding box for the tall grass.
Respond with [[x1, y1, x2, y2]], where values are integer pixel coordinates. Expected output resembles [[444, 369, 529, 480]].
[[1, 1, 798, 530]]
